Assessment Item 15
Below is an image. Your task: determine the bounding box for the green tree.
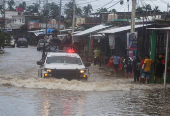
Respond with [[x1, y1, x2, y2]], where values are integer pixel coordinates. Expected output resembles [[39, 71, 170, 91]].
[[42, 2, 59, 18], [27, 3, 39, 13], [0, 31, 11, 49], [110, 9, 117, 13], [0, 31, 5, 49], [98, 8, 108, 12], [64, 1, 82, 27], [64, 1, 82, 19], [7, 0, 15, 10], [83, 4, 93, 16], [142, 4, 152, 11], [4, 32, 11, 44], [153, 6, 160, 12], [18, 2, 26, 10], [136, 6, 143, 11]]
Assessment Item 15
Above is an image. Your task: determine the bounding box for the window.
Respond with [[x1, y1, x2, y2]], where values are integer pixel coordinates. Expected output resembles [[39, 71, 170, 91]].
[[46, 56, 82, 65]]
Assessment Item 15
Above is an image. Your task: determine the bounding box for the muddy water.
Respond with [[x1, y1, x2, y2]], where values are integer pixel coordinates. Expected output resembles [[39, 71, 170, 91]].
[[0, 46, 170, 116]]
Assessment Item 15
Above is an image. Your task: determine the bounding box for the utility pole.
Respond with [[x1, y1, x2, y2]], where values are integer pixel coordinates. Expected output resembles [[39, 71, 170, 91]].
[[58, 0, 62, 31], [131, 0, 136, 33], [167, 3, 169, 13], [45, 0, 48, 36], [3, 0, 5, 30], [72, 0, 75, 33], [128, 0, 136, 59]]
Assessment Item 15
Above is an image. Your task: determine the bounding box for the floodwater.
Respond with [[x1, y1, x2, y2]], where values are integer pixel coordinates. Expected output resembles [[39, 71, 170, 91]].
[[0, 46, 170, 116]]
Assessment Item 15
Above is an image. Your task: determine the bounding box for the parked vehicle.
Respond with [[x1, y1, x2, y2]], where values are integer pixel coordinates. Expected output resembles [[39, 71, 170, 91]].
[[4, 37, 15, 48], [17, 38, 28, 47]]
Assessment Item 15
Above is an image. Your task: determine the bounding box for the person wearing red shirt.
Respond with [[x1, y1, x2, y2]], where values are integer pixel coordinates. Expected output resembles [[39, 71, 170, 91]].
[[140, 57, 145, 83]]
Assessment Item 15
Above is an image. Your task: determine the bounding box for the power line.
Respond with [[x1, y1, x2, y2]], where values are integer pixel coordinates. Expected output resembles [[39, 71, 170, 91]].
[[92, 0, 119, 12], [160, 0, 168, 4], [76, 0, 99, 5], [149, 0, 156, 7], [100, 0, 115, 8], [106, 0, 120, 9]]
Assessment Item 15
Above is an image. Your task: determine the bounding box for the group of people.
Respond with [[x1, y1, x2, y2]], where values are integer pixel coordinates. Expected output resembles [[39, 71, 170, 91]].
[[108, 55, 165, 84]]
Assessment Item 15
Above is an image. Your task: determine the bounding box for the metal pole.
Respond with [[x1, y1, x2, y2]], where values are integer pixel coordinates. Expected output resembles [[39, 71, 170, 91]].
[[131, 0, 136, 33], [129, 0, 136, 59], [58, 0, 62, 31], [3, 0, 5, 30], [167, 3, 169, 13], [72, 0, 75, 33], [164, 30, 169, 90], [45, 0, 48, 36]]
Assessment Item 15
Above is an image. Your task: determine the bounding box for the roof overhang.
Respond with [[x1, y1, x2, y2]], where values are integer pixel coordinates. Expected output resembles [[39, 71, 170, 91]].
[[98, 24, 152, 34], [73, 24, 112, 36], [147, 27, 170, 30]]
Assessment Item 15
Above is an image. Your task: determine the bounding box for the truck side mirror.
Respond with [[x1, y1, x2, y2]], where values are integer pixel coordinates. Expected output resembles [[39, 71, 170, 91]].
[[37, 61, 43, 65]]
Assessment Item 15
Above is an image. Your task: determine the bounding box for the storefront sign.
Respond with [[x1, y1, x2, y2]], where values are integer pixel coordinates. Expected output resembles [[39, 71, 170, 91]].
[[7, 29, 12, 31], [109, 34, 115, 49], [127, 32, 137, 49]]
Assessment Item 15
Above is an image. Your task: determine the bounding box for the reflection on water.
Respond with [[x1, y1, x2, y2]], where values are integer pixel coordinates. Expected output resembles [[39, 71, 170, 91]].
[[141, 89, 170, 116], [62, 98, 74, 115], [42, 91, 50, 116], [77, 97, 85, 116], [0, 86, 170, 116]]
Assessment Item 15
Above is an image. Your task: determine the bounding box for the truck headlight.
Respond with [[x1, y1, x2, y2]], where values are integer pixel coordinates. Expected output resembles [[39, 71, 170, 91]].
[[80, 70, 85, 73], [46, 69, 51, 72]]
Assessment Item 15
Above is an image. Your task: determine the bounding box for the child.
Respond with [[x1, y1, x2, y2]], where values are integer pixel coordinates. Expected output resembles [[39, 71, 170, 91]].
[[154, 59, 165, 84]]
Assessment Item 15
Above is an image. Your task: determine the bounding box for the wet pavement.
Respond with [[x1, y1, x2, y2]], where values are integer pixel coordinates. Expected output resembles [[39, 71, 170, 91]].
[[0, 46, 170, 116]]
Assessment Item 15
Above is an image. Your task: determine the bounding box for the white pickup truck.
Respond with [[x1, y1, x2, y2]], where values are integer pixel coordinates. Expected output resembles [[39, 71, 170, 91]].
[[37, 52, 89, 80]]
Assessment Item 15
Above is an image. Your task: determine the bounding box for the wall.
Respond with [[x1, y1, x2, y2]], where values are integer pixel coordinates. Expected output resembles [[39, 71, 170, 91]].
[[5, 11, 18, 19], [12, 16, 25, 24]]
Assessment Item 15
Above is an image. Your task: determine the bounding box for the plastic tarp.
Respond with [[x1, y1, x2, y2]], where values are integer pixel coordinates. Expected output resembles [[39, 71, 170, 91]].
[[98, 24, 152, 34], [28, 29, 44, 36], [43, 29, 54, 34], [73, 24, 112, 36]]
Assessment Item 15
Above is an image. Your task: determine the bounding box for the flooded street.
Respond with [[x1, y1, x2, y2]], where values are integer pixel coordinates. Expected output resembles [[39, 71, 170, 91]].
[[0, 46, 170, 116]]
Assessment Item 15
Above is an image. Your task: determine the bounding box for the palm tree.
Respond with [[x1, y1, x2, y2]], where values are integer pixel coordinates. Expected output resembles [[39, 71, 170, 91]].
[[142, 4, 152, 11], [64, 1, 82, 27], [7, 0, 15, 10], [83, 4, 93, 16], [153, 6, 160, 12], [98, 8, 108, 12], [27, 3, 39, 13], [136, 6, 143, 12], [18, 2, 26, 10], [110, 9, 117, 13]]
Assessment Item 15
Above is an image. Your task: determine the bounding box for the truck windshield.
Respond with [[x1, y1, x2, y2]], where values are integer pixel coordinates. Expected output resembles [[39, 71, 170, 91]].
[[46, 56, 82, 65]]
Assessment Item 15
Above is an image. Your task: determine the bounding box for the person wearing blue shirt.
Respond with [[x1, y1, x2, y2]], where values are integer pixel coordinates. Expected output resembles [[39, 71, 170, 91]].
[[113, 54, 120, 76]]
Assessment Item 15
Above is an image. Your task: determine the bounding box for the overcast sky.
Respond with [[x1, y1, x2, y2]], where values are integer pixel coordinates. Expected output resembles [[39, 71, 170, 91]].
[[13, 0, 169, 13], [76, 0, 169, 12]]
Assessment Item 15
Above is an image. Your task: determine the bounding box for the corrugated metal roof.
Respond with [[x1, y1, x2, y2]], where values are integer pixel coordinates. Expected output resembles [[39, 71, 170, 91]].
[[147, 27, 170, 30], [98, 24, 152, 34], [73, 24, 112, 36]]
